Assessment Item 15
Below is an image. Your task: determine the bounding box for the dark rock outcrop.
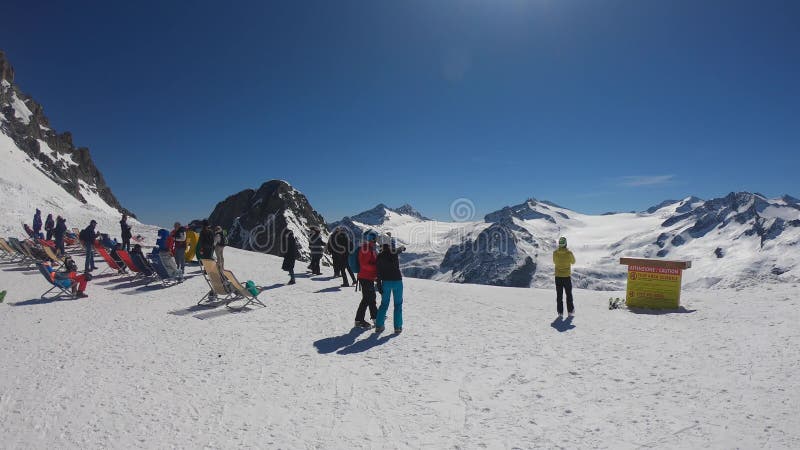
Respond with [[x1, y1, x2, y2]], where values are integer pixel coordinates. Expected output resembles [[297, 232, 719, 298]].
[[208, 180, 328, 261], [440, 221, 538, 287], [0, 50, 134, 217]]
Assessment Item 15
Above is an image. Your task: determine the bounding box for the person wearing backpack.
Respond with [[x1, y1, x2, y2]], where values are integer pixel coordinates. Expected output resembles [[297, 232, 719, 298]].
[[80, 220, 99, 272], [375, 235, 406, 334], [171, 222, 187, 274], [213, 225, 227, 270], [44, 214, 55, 241], [354, 231, 379, 328]]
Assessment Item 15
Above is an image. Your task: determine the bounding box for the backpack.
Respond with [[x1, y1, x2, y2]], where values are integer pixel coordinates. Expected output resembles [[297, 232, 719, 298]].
[[79, 228, 90, 242], [348, 245, 360, 274], [245, 280, 258, 296]]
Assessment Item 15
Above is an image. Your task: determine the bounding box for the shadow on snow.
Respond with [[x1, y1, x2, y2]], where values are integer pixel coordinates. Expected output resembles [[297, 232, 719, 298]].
[[551, 316, 576, 332]]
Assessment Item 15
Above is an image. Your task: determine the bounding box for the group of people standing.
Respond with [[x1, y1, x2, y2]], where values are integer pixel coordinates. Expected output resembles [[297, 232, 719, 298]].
[[281, 227, 406, 334], [165, 219, 228, 278], [30, 209, 69, 256]]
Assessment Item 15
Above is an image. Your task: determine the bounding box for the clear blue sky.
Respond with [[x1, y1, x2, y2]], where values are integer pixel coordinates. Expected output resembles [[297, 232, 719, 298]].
[[2, 0, 798, 226]]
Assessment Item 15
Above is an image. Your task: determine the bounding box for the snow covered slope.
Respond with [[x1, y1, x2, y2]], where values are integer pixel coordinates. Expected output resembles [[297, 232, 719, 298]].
[[1, 247, 798, 448], [0, 131, 156, 241]]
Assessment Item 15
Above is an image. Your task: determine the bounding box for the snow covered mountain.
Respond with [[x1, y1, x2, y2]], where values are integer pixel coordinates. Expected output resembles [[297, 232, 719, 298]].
[[208, 180, 329, 262], [0, 51, 132, 219], [0, 50, 151, 241], [336, 194, 800, 290]]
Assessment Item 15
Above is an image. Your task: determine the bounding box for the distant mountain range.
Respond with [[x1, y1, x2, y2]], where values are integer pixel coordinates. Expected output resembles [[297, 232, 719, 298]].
[[325, 193, 800, 290]]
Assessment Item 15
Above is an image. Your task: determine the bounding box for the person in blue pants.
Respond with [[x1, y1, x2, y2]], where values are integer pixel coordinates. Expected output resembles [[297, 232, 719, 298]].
[[374, 235, 406, 334], [79, 220, 99, 272]]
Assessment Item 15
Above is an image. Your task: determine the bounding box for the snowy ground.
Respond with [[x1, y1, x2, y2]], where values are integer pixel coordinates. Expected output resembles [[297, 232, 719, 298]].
[[1, 247, 799, 449]]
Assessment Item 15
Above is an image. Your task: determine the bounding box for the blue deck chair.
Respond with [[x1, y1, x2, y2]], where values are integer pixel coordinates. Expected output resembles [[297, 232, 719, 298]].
[[37, 263, 76, 300], [147, 253, 182, 287]]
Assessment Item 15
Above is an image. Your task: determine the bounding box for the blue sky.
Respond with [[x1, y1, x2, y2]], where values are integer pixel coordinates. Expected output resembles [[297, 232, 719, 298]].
[[2, 0, 798, 226]]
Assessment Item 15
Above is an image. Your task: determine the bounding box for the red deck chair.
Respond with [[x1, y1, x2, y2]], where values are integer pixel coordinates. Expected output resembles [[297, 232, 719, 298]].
[[93, 241, 124, 275], [116, 249, 153, 282]]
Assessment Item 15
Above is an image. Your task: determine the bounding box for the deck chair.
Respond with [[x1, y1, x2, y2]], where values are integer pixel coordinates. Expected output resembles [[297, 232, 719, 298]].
[[23, 240, 51, 262], [148, 252, 182, 287], [37, 263, 76, 300], [198, 258, 238, 306], [0, 238, 21, 261], [129, 250, 156, 277], [41, 245, 64, 267], [117, 250, 155, 283], [38, 239, 56, 248], [7, 237, 37, 266], [93, 241, 125, 275], [222, 269, 266, 310]]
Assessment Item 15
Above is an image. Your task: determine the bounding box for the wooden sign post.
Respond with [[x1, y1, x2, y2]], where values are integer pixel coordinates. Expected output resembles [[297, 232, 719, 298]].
[[619, 258, 692, 309]]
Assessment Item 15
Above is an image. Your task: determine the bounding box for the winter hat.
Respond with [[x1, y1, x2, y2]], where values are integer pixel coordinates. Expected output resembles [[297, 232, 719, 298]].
[[364, 230, 377, 241], [377, 234, 392, 247], [558, 237, 567, 248], [90, 220, 97, 225]]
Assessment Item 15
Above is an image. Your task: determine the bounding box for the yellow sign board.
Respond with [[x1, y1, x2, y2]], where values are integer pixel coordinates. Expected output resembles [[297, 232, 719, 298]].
[[626, 265, 682, 308], [619, 258, 691, 309]]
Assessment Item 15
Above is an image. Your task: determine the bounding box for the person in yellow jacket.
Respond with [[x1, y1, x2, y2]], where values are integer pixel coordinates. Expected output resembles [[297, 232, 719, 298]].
[[553, 236, 576, 317]]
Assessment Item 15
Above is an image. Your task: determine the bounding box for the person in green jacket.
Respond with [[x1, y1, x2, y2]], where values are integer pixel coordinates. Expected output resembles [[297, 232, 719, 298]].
[[553, 236, 576, 317]]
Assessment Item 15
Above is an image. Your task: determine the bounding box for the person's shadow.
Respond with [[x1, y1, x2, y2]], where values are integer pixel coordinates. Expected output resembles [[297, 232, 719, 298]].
[[337, 332, 398, 355], [551, 316, 576, 332], [313, 327, 370, 354]]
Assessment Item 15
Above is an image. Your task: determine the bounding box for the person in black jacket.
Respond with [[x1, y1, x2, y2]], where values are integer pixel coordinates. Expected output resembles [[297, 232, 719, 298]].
[[53, 216, 67, 256], [44, 214, 55, 241], [197, 220, 214, 260], [308, 226, 324, 275], [375, 235, 406, 334], [281, 229, 298, 285], [328, 227, 356, 287], [120, 214, 132, 252], [80, 220, 99, 272], [32, 209, 43, 238]]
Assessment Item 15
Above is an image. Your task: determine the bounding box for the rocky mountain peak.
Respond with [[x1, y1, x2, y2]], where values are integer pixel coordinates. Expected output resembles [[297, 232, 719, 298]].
[[394, 204, 429, 221], [0, 50, 133, 217], [484, 198, 566, 224], [208, 180, 328, 261], [0, 51, 14, 83]]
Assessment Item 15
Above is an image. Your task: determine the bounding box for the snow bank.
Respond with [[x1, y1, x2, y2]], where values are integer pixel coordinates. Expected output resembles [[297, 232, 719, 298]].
[[1, 247, 799, 448]]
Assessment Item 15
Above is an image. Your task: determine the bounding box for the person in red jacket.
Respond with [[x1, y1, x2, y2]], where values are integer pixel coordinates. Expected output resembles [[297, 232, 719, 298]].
[[354, 231, 379, 328]]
